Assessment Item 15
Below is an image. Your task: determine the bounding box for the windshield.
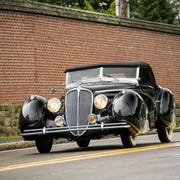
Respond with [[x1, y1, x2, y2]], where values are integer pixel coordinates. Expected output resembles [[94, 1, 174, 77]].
[[66, 67, 138, 84], [103, 67, 137, 78], [66, 68, 101, 83]]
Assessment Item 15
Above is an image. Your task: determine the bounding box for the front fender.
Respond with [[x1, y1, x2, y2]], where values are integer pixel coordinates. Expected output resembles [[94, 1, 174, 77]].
[[112, 90, 149, 134], [19, 95, 47, 131]]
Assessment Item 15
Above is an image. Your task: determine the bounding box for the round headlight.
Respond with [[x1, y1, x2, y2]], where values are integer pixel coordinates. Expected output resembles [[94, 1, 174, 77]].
[[94, 94, 108, 110], [47, 98, 61, 113]]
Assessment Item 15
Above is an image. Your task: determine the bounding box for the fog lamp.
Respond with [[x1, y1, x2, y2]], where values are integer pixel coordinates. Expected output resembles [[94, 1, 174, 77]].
[[54, 116, 65, 126], [88, 114, 97, 124]]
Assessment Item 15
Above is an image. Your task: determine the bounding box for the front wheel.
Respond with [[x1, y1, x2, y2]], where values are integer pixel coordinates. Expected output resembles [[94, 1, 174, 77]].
[[121, 134, 137, 148], [76, 139, 90, 148], [35, 136, 53, 153]]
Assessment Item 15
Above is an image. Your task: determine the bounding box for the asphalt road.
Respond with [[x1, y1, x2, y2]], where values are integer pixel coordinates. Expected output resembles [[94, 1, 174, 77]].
[[1, 133, 180, 180]]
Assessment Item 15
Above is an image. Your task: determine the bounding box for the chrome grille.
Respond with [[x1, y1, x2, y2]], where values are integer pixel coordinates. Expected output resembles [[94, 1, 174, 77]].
[[65, 88, 93, 136]]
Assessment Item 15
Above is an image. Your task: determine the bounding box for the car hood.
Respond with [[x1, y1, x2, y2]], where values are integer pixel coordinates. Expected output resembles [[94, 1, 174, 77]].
[[66, 77, 138, 91]]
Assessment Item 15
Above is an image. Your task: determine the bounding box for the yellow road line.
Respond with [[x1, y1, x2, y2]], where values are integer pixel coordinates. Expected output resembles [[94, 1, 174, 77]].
[[1, 142, 180, 172]]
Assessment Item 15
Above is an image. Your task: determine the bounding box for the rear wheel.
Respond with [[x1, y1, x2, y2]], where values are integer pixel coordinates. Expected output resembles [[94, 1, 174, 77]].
[[76, 139, 90, 148], [157, 126, 173, 143], [121, 134, 137, 148], [157, 104, 175, 143], [35, 136, 53, 153]]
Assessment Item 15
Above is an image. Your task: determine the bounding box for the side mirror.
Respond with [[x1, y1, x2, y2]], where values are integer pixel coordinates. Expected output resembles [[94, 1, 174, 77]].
[[50, 87, 58, 93]]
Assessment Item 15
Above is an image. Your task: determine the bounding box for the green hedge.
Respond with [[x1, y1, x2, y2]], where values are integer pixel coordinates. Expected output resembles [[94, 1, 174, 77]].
[[176, 102, 180, 127], [0, 104, 21, 136]]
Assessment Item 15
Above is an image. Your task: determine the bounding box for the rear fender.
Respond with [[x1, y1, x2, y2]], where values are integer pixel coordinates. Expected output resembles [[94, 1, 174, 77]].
[[157, 88, 176, 128]]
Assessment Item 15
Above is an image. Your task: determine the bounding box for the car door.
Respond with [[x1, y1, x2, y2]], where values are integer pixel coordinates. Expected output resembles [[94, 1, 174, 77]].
[[139, 67, 158, 128]]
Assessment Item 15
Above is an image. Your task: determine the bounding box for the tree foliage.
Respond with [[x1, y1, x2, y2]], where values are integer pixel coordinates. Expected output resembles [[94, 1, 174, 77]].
[[130, 0, 179, 24], [33, 0, 180, 25]]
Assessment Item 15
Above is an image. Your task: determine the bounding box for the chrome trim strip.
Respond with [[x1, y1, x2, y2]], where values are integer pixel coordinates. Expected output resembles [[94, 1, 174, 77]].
[[21, 123, 130, 136], [77, 87, 80, 135], [100, 67, 103, 78], [136, 67, 140, 79], [65, 72, 69, 86]]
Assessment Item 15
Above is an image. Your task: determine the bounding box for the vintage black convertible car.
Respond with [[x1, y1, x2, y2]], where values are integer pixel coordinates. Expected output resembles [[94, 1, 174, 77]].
[[19, 62, 176, 153]]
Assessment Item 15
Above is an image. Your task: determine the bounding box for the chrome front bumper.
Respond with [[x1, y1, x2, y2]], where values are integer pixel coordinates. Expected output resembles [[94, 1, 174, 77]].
[[21, 122, 130, 136]]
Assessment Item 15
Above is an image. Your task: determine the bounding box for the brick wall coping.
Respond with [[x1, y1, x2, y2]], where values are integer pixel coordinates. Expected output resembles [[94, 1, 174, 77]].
[[1, 0, 180, 35]]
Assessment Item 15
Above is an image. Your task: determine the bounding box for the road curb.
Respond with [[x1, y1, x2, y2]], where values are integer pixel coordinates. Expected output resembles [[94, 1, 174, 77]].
[[0, 138, 68, 151], [0, 141, 35, 151]]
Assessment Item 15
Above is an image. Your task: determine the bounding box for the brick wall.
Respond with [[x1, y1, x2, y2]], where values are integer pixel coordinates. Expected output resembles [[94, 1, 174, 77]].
[[0, 0, 180, 104]]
